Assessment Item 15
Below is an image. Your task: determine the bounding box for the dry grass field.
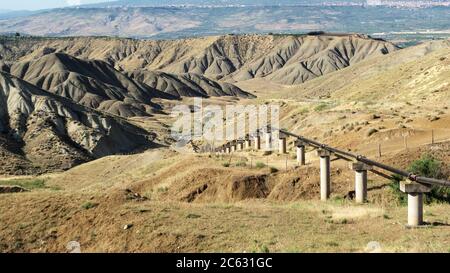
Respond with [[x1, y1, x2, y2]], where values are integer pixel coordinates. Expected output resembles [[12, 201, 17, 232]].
[[1, 141, 449, 253]]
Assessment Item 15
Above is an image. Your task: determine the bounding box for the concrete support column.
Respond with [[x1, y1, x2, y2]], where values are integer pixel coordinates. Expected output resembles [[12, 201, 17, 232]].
[[231, 144, 236, 152], [408, 193, 423, 227], [355, 170, 368, 203], [265, 132, 272, 151], [226, 147, 230, 154], [245, 139, 251, 149], [278, 137, 287, 154], [349, 162, 373, 203], [295, 140, 306, 166], [400, 180, 431, 227], [317, 149, 331, 201], [238, 142, 244, 151], [254, 136, 261, 150]]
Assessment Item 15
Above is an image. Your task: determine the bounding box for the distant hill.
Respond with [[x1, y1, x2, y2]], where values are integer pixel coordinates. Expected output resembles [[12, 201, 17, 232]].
[[0, 34, 398, 86], [0, 4, 449, 42], [83, 0, 349, 8], [0, 71, 154, 175], [10, 53, 164, 117], [127, 70, 254, 98], [285, 39, 450, 103]]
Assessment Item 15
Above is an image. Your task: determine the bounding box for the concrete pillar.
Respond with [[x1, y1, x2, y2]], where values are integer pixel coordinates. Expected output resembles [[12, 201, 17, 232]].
[[231, 144, 236, 152], [408, 193, 423, 227], [254, 136, 261, 150], [400, 180, 431, 227], [349, 162, 373, 203], [317, 149, 331, 201], [265, 132, 272, 151], [278, 137, 287, 154], [226, 147, 230, 154], [245, 139, 251, 149], [238, 142, 244, 151], [295, 140, 306, 166]]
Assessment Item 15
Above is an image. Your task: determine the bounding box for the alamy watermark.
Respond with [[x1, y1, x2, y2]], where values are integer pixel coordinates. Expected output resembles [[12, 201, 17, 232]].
[[171, 98, 280, 150]]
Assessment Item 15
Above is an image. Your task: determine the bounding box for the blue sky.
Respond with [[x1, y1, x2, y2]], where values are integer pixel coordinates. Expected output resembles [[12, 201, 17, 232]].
[[0, 0, 113, 11]]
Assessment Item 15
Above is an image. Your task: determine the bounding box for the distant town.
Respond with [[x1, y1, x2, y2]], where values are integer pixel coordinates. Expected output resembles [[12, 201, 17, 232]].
[[93, 0, 450, 9], [365, 0, 450, 8]]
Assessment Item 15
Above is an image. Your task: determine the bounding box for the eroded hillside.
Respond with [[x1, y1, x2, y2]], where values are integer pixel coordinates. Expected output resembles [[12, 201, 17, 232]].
[[0, 72, 154, 175], [0, 34, 398, 84]]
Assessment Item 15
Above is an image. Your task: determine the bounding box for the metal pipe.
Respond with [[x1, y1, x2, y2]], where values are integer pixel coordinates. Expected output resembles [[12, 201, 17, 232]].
[[271, 127, 450, 188]]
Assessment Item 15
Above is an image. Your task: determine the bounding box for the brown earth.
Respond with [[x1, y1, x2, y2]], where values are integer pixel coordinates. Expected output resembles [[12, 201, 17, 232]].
[[0, 143, 449, 253]]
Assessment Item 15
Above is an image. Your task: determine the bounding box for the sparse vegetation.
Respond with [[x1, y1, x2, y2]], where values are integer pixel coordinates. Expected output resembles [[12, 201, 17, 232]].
[[255, 162, 266, 169], [0, 178, 47, 190], [408, 154, 444, 179], [326, 241, 339, 247], [235, 161, 247, 167], [260, 245, 270, 253], [390, 154, 450, 205], [389, 174, 408, 206], [81, 202, 99, 210], [407, 154, 450, 204], [314, 103, 329, 112], [186, 213, 201, 219], [157, 187, 169, 193], [299, 108, 309, 115], [252, 240, 270, 253]]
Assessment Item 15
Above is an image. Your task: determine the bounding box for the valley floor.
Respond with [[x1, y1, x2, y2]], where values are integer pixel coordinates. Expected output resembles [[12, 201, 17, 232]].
[[0, 145, 449, 253], [1, 193, 449, 253]]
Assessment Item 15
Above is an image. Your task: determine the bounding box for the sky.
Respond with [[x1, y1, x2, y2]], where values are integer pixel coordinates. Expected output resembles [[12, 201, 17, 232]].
[[0, 0, 113, 11]]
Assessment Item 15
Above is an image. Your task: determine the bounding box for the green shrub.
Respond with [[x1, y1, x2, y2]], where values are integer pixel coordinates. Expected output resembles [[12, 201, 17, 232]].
[[157, 187, 168, 193], [269, 167, 279, 173], [408, 154, 443, 179], [408, 154, 450, 204], [260, 245, 270, 253], [222, 162, 230, 167], [235, 161, 247, 167], [428, 187, 450, 203], [314, 103, 328, 112], [81, 202, 99, 210], [390, 154, 450, 204], [255, 162, 266, 169], [299, 108, 309, 115]]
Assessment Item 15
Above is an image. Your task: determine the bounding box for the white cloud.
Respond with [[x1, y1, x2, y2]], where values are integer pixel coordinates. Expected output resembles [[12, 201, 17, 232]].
[[66, 0, 82, 6]]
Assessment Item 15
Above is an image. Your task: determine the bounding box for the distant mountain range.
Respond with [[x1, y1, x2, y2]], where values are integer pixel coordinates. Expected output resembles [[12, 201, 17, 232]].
[[77, 0, 450, 8], [0, 3, 449, 43], [82, 0, 365, 8]]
